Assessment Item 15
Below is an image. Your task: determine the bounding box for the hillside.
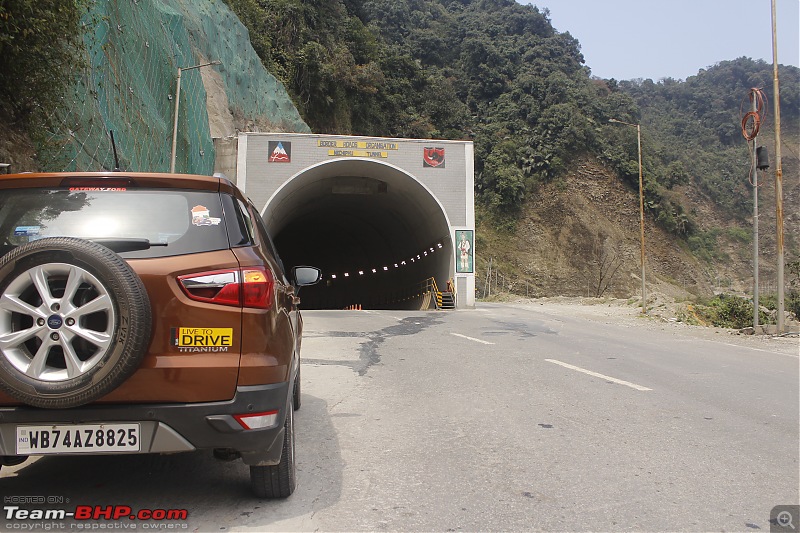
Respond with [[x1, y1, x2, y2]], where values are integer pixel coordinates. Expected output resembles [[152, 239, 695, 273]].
[[477, 144, 798, 302], [1, 0, 797, 311], [477, 157, 709, 299], [0, 0, 308, 174], [219, 0, 798, 302]]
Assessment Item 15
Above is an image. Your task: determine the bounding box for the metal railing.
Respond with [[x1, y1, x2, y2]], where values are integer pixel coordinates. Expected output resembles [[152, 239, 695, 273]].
[[328, 277, 450, 310], [381, 277, 441, 309]]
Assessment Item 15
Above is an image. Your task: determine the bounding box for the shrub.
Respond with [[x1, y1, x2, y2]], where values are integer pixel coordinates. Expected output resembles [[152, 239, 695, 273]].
[[692, 294, 770, 329]]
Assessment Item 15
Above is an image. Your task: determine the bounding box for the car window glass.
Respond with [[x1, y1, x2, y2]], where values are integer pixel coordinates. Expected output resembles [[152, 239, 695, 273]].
[[250, 205, 288, 282], [0, 188, 229, 259], [221, 194, 250, 246], [236, 199, 255, 245]]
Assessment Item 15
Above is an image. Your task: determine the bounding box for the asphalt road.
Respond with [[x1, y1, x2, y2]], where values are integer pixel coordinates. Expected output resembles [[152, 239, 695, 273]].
[[1, 303, 797, 532]]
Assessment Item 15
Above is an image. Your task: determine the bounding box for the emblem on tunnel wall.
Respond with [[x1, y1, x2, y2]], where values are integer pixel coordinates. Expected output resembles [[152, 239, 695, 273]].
[[423, 147, 445, 168], [268, 141, 291, 163]]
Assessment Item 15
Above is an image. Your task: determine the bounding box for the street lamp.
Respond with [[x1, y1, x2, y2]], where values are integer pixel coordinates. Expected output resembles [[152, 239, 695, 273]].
[[609, 118, 647, 314], [170, 60, 222, 173]]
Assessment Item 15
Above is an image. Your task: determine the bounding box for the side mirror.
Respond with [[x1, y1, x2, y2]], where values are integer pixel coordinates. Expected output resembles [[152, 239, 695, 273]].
[[292, 266, 322, 287]]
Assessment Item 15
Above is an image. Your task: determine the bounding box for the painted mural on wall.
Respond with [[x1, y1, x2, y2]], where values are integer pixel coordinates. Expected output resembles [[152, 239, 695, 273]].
[[456, 229, 473, 273]]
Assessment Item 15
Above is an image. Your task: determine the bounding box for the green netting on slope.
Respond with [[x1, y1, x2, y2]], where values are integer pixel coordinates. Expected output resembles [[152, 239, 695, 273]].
[[40, 0, 307, 174], [174, 0, 310, 133]]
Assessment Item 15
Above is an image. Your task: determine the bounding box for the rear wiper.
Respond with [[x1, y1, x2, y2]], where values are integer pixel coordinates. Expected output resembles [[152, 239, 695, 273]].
[[89, 238, 168, 253]]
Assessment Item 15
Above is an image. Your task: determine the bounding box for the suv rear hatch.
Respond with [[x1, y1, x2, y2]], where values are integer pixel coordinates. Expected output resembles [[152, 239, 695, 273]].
[[0, 175, 248, 404]]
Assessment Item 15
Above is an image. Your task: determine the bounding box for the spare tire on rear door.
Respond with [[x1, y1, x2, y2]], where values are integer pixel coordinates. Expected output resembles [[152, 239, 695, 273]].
[[0, 237, 152, 408]]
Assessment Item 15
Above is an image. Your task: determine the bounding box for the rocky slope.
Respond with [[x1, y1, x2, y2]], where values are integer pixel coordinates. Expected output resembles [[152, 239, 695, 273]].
[[477, 147, 799, 303]]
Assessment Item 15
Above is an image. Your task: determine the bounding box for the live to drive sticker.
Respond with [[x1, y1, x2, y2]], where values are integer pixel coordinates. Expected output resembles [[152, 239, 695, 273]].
[[171, 328, 233, 353]]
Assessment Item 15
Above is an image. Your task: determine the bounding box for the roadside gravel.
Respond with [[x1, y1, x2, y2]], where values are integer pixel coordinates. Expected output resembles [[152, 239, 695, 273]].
[[496, 295, 800, 357]]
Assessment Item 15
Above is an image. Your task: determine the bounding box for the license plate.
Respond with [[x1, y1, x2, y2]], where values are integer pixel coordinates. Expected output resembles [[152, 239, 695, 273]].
[[16, 424, 141, 454]]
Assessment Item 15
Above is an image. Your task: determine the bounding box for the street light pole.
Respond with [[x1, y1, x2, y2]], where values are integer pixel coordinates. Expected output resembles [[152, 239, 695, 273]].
[[170, 60, 221, 174], [169, 67, 183, 173], [610, 118, 647, 314]]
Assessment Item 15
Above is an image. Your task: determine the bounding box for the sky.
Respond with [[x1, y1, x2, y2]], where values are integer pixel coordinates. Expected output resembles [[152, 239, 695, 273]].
[[521, 0, 800, 81]]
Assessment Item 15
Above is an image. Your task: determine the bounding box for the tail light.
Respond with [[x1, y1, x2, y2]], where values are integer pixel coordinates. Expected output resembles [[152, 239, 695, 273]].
[[178, 267, 274, 309], [234, 410, 279, 430]]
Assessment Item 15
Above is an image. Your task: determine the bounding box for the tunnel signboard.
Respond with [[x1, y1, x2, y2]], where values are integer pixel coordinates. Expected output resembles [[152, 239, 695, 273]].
[[227, 133, 475, 309], [317, 140, 399, 150], [317, 139, 396, 159], [327, 149, 389, 158]]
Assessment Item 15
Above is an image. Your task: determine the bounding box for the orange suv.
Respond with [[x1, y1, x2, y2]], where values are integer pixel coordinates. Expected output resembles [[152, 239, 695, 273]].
[[0, 172, 320, 498]]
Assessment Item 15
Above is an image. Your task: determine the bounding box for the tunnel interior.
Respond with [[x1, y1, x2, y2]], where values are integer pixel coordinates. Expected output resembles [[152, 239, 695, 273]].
[[265, 159, 453, 310]]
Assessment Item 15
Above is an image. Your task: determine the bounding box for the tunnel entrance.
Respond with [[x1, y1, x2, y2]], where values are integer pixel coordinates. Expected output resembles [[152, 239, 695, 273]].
[[265, 160, 452, 309], [224, 133, 475, 309]]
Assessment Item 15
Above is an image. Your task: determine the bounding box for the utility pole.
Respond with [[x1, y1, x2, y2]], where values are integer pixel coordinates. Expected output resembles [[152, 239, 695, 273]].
[[742, 88, 770, 330], [609, 118, 647, 314], [170, 60, 221, 173], [635, 122, 646, 314], [484, 258, 492, 298], [751, 90, 760, 329], [771, 0, 785, 333]]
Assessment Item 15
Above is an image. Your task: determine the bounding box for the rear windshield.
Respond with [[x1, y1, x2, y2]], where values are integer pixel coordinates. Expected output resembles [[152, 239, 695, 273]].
[[0, 188, 230, 259]]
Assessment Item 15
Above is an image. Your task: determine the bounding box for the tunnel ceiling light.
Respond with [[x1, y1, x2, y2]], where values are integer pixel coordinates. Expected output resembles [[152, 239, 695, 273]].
[[437, 243, 443, 248], [411, 258, 415, 262], [417, 255, 420, 259], [344, 272, 349, 277], [358, 270, 364, 275], [394, 263, 399, 268], [430, 248, 435, 252], [384, 266, 389, 271], [371, 268, 377, 273], [331, 274, 337, 279], [401, 261, 406, 265]]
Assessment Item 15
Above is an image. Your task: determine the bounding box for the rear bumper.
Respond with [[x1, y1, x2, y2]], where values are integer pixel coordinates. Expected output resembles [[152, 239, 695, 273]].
[[0, 382, 289, 466]]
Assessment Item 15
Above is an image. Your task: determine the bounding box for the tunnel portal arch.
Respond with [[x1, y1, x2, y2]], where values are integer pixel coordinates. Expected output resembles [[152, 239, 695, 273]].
[[230, 133, 475, 309]]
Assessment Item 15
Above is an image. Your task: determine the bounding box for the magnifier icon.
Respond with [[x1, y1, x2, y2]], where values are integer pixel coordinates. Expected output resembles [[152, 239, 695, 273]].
[[778, 511, 796, 530]]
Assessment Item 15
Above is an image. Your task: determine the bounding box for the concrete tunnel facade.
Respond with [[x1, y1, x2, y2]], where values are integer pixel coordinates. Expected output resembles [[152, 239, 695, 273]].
[[224, 133, 475, 309]]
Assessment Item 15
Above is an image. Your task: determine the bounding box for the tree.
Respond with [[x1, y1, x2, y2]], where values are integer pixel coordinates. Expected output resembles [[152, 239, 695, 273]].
[[584, 236, 623, 298], [0, 0, 85, 122]]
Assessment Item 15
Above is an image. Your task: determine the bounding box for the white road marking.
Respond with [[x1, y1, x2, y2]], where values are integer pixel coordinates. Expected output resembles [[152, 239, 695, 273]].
[[450, 333, 495, 345], [719, 342, 799, 357], [363, 310, 403, 321], [545, 359, 652, 391]]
